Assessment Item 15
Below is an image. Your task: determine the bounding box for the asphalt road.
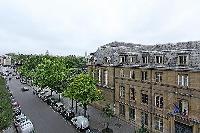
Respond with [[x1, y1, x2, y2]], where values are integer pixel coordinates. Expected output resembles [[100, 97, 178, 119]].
[[8, 72, 78, 133]]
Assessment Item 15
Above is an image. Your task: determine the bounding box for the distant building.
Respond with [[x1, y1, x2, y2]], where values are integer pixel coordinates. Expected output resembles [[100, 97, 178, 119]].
[[87, 41, 200, 133], [0, 55, 11, 66]]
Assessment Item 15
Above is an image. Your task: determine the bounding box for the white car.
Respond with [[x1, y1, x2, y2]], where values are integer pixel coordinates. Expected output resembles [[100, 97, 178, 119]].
[[17, 119, 35, 133], [71, 116, 89, 131]]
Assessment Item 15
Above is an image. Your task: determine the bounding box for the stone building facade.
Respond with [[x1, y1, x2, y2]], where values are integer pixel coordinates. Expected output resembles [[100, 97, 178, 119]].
[[87, 41, 200, 133]]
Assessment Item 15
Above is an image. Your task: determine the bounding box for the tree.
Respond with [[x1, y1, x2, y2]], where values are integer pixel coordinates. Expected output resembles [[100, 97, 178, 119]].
[[63, 73, 103, 117], [33, 57, 67, 98], [102, 104, 114, 133]]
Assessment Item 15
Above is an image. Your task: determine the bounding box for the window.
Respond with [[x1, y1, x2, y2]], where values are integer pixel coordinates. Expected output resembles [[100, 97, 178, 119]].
[[130, 56, 134, 63], [120, 69, 124, 77], [155, 56, 163, 64], [178, 74, 188, 87], [155, 117, 163, 132], [129, 87, 135, 101], [155, 95, 163, 108], [119, 104, 125, 116], [179, 100, 189, 116], [120, 56, 126, 63], [103, 70, 108, 85], [120, 86, 125, 99], [141, 71, 147, 81], [155, 72, 162, 82], [142, 56, 148, 64], [98, 69, 101, 83], [178, 55, 188, 65], [141, 93, 148, 104], [130, 70, 135, 79], [129, 107, 135, 120], [141, 112, 148, 126]]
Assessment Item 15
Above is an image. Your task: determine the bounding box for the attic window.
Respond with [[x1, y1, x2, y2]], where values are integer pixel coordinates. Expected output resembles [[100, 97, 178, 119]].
[[142, 56, 148, 64], [155, 56, 163, 64], [120, 56, 125, 63], [178, 55, 188, 65]]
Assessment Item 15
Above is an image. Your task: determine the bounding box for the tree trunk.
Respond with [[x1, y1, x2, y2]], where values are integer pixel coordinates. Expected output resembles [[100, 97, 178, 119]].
[[75, 101, 78, 113], [83, 104, 87, 117], [58, 93, 61, 102], [71, 98, 74, 109]]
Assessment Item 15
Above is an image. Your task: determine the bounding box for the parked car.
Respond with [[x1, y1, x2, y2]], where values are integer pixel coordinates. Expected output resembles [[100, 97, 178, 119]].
[[38, 90, 49, 98], [21, 87, 29, 91], [21, 80, 27, 84], [16, 76, 20, 79], [17, 119, 35, 133], [71, 116, 89, 131], [33, 89, 42, 95], [13, 107, 22, 116], [52, 102, 64, 112], [46, 97, 59, 106], [62, 108, 75, 120], [14, 115, 27, 127], [42, 93, 52, 102]]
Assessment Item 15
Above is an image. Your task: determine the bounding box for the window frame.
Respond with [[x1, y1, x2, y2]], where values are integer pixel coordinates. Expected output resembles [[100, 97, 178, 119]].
[[154, 117, 163, 132]]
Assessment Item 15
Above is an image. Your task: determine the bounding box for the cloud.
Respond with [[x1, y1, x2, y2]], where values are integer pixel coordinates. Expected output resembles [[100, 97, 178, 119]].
[[0, 0, 200, 55]]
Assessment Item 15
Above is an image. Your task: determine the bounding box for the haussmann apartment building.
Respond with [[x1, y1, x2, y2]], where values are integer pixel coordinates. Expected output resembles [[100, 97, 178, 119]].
[[87, 41, 200, 133]]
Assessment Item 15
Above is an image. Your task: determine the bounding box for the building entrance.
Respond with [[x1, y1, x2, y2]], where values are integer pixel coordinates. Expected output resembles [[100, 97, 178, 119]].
[[175, 121, 192, 133]]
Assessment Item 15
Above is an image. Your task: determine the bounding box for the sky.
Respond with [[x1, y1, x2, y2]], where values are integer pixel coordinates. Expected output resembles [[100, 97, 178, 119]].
[[0, 0, 200, 56]]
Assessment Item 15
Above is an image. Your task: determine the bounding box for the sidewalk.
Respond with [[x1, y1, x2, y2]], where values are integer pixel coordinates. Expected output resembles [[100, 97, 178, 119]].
[[62, 97, 135, 133]]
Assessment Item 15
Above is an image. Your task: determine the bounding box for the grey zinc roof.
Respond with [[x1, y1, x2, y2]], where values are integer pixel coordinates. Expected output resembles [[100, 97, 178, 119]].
[[87, 41, 200, 70]]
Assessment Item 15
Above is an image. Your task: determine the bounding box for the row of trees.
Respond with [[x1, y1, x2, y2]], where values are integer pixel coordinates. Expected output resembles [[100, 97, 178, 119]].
[[13, 54, 103, 116]]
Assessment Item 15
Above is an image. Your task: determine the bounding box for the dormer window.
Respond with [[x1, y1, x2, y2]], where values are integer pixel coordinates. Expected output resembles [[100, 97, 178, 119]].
[[178, 55, 188, 65], [155, 56, 163, 64], [120, 56, 126, 63], [142, 56, 148, 64]]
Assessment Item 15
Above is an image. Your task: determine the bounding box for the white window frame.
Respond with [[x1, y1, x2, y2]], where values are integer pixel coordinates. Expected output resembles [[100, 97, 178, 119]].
[[120, 69, 124, 77], [104, 70, 108, 85], [142, 71, 147, 81], [98, 69, 101, 83], [120, 56, 125, 63], [120, 86, 125, 99], [155, 95, 163, 108], [155, 117, 163, 132], [178, 74, 188, 87], [178, 55, 188, 65], [155, 72, 162, 82], [129, 70, 135, 79], [155, 56, 163, 64], [142, 56, 148, 64]]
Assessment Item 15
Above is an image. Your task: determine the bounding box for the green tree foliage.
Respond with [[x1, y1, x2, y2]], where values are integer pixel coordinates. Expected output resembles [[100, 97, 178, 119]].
[[0, 77, 13, 130], [63, 73, 103, 116]]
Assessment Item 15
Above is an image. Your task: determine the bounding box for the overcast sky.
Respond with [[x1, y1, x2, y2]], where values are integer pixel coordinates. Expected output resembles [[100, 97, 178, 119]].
[[0, 0, 200, 56]]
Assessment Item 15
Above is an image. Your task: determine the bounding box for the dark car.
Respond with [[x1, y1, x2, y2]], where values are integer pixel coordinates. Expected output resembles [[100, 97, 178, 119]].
[[21, 87, 29, 91], [62, 108, 75, 120], [33, 89, 42, 95], [42, 94, 52, 102], [46, 97, 59, 106]]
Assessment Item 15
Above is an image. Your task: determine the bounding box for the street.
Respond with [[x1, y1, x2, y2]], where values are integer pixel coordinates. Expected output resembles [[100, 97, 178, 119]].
[[8, 75, 78, 133]]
